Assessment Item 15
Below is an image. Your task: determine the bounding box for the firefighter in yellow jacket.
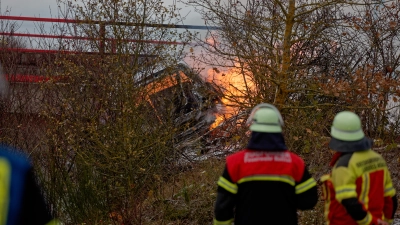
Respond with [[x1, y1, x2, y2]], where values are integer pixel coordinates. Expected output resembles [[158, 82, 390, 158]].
[[321, 111, 398, 225]]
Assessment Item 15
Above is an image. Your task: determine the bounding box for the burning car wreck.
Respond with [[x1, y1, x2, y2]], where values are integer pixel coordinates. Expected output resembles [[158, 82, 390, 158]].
[[138, 63, 227, 157], [1, 51, 234, 160]]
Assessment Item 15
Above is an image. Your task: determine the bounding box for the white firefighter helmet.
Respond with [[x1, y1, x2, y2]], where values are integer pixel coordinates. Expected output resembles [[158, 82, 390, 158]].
[[246, 103, 284, 133], [331, 111, 364, 141]]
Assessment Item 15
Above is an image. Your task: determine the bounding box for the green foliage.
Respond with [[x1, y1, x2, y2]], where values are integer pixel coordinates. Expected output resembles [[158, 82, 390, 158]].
[[32, 0, 194, 223], [2, 0, 400, 224], [39, 56, 179, 223]]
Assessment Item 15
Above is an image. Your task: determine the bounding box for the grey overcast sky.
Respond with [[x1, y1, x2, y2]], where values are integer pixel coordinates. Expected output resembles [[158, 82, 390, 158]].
[[0, 0, 207, 72], [0, 0, 202, 24], [0, 0, 56, 17], [0, 0, 204, 41]]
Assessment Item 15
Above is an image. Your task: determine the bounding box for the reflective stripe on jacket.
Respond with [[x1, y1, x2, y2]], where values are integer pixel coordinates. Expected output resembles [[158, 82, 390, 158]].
[[321, 149, 396, 225], [0, 145, 56, 225], [214, 149, 318, 225]]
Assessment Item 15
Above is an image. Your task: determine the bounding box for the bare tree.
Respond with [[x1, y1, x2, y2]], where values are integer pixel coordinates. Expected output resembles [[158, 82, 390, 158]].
[[9, 0, 206, 223], [185, 0, 400, 144]]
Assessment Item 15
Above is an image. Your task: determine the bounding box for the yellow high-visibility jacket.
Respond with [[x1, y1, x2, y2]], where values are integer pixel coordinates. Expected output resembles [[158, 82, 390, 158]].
[[321, 149, 397, 225], [0, 145, 59, 225]]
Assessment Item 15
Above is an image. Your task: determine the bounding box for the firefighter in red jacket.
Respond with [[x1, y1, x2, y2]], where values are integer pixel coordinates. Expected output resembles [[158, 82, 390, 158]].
[[213, 103, 318, 225], [321, 111, 398, 225]]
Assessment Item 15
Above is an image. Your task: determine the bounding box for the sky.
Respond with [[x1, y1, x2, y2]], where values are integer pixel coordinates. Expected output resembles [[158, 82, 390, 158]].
[[0, 0, 210, 75], [0, 0, 205, 49], [0, 0, 56, 17], [0, 0, 203, 26]]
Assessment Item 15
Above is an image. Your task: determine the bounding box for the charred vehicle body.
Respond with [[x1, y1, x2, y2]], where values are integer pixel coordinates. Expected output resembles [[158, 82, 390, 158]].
[[137, 63, 224, 155]]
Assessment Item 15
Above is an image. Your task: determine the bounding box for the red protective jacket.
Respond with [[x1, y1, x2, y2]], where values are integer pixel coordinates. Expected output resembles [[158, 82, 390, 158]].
[[213, 132, 318, 225], [321, 150, 397, 225]]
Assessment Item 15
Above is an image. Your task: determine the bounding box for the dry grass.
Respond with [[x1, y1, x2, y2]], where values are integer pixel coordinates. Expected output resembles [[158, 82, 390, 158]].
[[138, 144, 400, 225], [141, 158, 225, 225]]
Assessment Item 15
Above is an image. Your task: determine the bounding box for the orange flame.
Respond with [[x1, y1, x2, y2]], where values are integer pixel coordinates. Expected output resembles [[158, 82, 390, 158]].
[[206, 65, 254, 129]]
